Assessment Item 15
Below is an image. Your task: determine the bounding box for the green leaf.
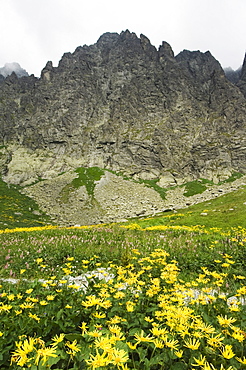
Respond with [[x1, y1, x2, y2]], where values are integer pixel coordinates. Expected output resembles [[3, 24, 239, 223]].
[[47, 354, 61, 367], [65, 333, 82, 341], [170, 362, 187, 370], [56, 309, 64, 320], [115, 341, 129, 352], [128, 328, 140, 336], [29, 365, 38, 370], [149, 354, 163, 366], [137, 347, 148, 362]]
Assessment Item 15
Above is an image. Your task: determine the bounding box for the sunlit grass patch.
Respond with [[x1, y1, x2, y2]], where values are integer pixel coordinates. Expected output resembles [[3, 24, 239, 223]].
[[0, 177, 52, 229]]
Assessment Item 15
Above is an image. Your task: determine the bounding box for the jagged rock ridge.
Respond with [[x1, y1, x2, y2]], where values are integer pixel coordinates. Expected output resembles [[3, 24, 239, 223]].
[[0, 30, 246, 188]]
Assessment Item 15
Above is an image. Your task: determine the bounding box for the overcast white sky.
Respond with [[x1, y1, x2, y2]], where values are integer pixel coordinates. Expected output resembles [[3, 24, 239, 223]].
[[1, 0, 245, 77]]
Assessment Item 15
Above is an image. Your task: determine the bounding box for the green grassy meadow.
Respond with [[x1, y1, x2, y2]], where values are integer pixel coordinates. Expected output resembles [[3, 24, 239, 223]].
[[0, 178, 52, 229], [0, 175, 246, 369]]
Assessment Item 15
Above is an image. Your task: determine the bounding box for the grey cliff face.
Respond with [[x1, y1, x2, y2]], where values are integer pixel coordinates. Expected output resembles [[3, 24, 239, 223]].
[[237, 53, 246, 97], [0, 30, 246, 185]]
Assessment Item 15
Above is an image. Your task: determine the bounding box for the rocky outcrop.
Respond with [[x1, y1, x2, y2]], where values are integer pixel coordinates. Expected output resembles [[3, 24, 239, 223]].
[[21, 171, 168, 225], [0, 30, 246, 188], [21, 169, 246, 226]]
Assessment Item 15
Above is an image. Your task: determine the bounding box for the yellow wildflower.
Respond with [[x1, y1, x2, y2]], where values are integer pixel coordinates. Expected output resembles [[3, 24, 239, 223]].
[[108, 325, 122, 335], [0, 303, 12, 313], [51, 333, 65, 346], [134, 330, 154, 344], [114, 291, 126, 299], [126, 301, 135, 312], [236, 356, 246, 364], [59, 279, 67, 284], [107, 316, 122, 324], [79, 322, 88, 335], [35, 346, 58, 365], [207, 334, 225, 348], [237, 286, 246, 295], [110, 348, 129, 366], [150, 326, 168, 337], [93, 312, 106, 319], [174, 349, 183, 358], [20, 302, 35, 309], [39, 300, 48, 306], [153, 338, 164, 348], [220, 344, 235, 359], [231, 330, 245, 342], [46, 295, 55, 301], [7, 294, 15, 301], [87, 330, 102, 338], [11, 337, 35, 366], [82, 295, 101, 308], [164, 338, 179, 351], [184, 337, 200, 350], [217, 315, 237, 328], [94, 335, 113, 352], [127, 342, 137, 350], [28, 313, 40, 322], [86, 349, 109, 368], [99, 300, 112, 309], [66, 340, 81, 357], [192, 354, 206, 366], [144, 316, 154, 323]]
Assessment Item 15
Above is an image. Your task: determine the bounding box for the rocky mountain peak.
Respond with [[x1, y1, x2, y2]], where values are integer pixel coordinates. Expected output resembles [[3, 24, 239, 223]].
[[241, 52, 246, 79], [97, 32, 120, 46], [158, 41, 175, 59], [0, 31, 246, 189], [176, 49, 223, 79], [41, 61, 55, 81], [0, 62, 28, 79]]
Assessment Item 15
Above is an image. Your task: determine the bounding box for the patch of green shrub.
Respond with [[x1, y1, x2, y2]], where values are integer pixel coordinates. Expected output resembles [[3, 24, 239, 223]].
[[182, 179, 213, 197]]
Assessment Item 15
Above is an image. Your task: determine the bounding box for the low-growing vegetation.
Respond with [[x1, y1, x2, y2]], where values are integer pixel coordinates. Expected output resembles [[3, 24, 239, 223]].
[[0, 222, 245, 369], [181, 179, 213, 197], [0, 176, 246, 369], [0, 178, 52, 229], [73, 167, 105, 197]]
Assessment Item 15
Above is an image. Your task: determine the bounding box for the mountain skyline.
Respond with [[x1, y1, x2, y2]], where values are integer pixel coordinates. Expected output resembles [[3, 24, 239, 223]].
[[0, 38, 245, 79], [1, 0, 246, 76]]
